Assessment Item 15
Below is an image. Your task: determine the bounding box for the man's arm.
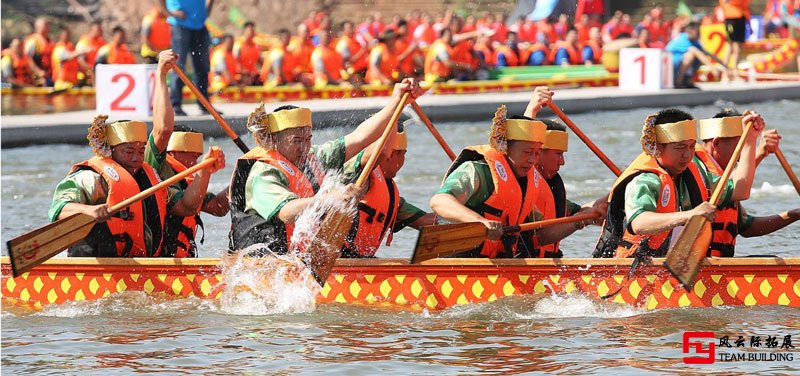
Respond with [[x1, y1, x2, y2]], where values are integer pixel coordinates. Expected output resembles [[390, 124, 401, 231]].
[[170, 148, 225, 216], [151, 50, 177, 153], [725, 112, 766, 202], [524, 86, 553, 118], [740, 209, 800, 238], [201, 188, 229, 216]]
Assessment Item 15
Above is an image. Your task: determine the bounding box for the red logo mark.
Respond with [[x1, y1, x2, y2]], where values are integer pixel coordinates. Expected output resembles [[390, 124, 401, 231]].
[[683, 331, 716, 364]]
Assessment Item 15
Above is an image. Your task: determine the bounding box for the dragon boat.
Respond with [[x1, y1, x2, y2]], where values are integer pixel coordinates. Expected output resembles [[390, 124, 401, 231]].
[[3, 256, 798, 312]]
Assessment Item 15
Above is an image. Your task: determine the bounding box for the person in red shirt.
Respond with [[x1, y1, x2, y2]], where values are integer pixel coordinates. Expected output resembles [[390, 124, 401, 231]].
[[462, 15, 478, 34], [536, 19, 557, 44], [233, 22, 262, 85], [617, 14, 635, 38], [413, 13, 437, 48], [394, 19, 422, 78], [553, 14, 570, 41], [491, 13, 508, 44], [575, 13, 591, 43], [140, 6, 171, 64]]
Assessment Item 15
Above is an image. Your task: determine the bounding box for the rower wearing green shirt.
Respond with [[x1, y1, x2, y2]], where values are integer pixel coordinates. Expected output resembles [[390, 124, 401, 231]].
[[695, 109, 799, 257], [340, 124, 436, 258], [48, 49, 226, 258], [594, 108, 764, 259], [228, 78, 423, 255]]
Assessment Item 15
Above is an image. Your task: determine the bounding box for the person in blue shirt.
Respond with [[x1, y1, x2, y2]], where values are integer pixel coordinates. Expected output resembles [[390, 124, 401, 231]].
[[665, 22, 730, 88], [162, 0, 216, 116]]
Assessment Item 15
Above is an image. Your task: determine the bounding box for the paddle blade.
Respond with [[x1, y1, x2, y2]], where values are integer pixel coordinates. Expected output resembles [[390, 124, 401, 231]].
[[299, 209, 354, 285], [411, 222, 488, 263], [663, 215, 713, 289], [7, 213, 95, 277]]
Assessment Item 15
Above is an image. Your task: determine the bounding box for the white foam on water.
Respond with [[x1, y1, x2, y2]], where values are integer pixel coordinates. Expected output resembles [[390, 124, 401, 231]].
[[521, 293, 644, 319], [215, 245, 320, 316], [750, 181, 794, 197], [33, 291, 214, 318]]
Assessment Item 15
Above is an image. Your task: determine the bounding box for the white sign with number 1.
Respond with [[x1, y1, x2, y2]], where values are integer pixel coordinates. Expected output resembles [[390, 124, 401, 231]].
[[619, 48, 673, 91], [95, 64, 157, 118]]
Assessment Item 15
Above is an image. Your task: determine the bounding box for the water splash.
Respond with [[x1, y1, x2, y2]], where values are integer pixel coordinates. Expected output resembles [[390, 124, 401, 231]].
[[750, 181, 795, 197], [216, 245, 320, 316], [438, 293, 644, 321], [32, 291, 214, 318]]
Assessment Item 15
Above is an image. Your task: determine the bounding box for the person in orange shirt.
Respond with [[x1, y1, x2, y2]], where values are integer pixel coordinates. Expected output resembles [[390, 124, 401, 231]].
[[336, 21, 370, 80], [52, 27, 91, 90], [2, 38, 44, 87], [233, 22, 262, 85], [575, 14, 591, 43], [394, 19, 421, 78], [140, 6, 172, 64], [77, 21, 105, 67], [413, 13, 437, 48], [24, 17, 54, 86], [424, 28, 462, 82], [95, 27, 136, 65], [581, 27, 603, 65], [720, 0, 751, 70], [366, 30, 400, 85], [491, 13, 508, 43], [311, 31, 346, 87], [209, 34, 239, 92], [550, 28, 582, 66], [289, 23, 314, 75], [260, 28, 298, 86]]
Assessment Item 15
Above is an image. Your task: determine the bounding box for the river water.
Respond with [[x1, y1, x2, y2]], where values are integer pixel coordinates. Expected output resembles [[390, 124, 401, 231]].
[[2, 99, 799, 373]]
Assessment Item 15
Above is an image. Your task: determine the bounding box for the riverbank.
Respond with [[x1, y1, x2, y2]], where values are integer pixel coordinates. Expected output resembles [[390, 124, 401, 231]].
[[2, 81, 799, 147]]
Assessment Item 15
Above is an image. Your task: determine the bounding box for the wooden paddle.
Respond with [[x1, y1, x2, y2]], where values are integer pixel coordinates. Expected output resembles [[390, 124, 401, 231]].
[[301, 92, 412, 285], [775, 148, 800, 195], [169, 63, 251, 154], [7, 150, 221, 277], [410, 101, 456, 161], [548, 101, 622, 176], [410, 212, 600, 263], [664, 121, 754, 289]]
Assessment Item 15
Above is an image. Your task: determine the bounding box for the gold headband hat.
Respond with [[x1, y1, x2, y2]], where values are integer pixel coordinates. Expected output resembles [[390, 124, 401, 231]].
[[698, 116, 743, 140], [87, 115, 148, 157], [167, 131, 204, 153], [543, 130, 568, 151], [394, 129, 407, 151], [654, 119, 697, 143], [107, 120, 148, 146], [506, 119, 547, 143], [268, 107, 313, 133]]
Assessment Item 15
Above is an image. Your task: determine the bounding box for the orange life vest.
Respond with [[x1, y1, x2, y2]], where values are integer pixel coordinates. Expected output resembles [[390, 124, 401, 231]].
[[344, 166, 400, 257], [163, 155, 203, 258], [694, 145, 739, 257], [261, 46, 297, 84], [548, 42, 581, 65], [99, 43, 136, 64], [77, 35, 105, 66], [336, 35, 368, 72], [52, 41, 80, 85], [24, 33, 54, 74], [289, 38, 314, 74], [2, 49, 34, 84], [452, 40, 476, 70], [70, 157, 167, 257], [583, 40, 603, 64], [520, 43, 551, 66], [594, 152, 709, 258], [210, 46, 238, 86], [234, 38, 261, 75], [228, 147, 326, 254], [720, 0, 751, 19], [311, 45, 344, 84], [534, 171, 568, 257], [366, 42, 399, 83], [394, 37, 419, 76], [494, 45, 520, 67], [444, 146, 538, 258], [474, 43, 495, 66], [141, 10, 172, 57], [424, 40, 454, 81]]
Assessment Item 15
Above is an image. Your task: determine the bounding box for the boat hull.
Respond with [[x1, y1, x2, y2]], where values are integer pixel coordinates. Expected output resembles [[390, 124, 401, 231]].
[[2, 257, 798, 311]]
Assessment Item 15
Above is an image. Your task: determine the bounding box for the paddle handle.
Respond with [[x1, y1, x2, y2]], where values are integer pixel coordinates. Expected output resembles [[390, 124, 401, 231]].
[[411, 101, 456, 161], [169, 63, 250, 154], [548, 101, 622, 176], [775, 148, 800, 196], [109, 151, 219, 213], [355, 92, 411, 188], [710, 121, 753, 205], [505, 212, 601, 233]]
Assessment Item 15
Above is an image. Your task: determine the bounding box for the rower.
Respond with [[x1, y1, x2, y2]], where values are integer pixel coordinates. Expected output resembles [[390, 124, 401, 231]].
[[161, 126, 230, 257], [47, 50, 226, 257], [695, 109, 799, 257], [228, 79, 422, 255], [429, 104, 597, 258], [341, 124, 436, 258], [594, 108, 764, 258]]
